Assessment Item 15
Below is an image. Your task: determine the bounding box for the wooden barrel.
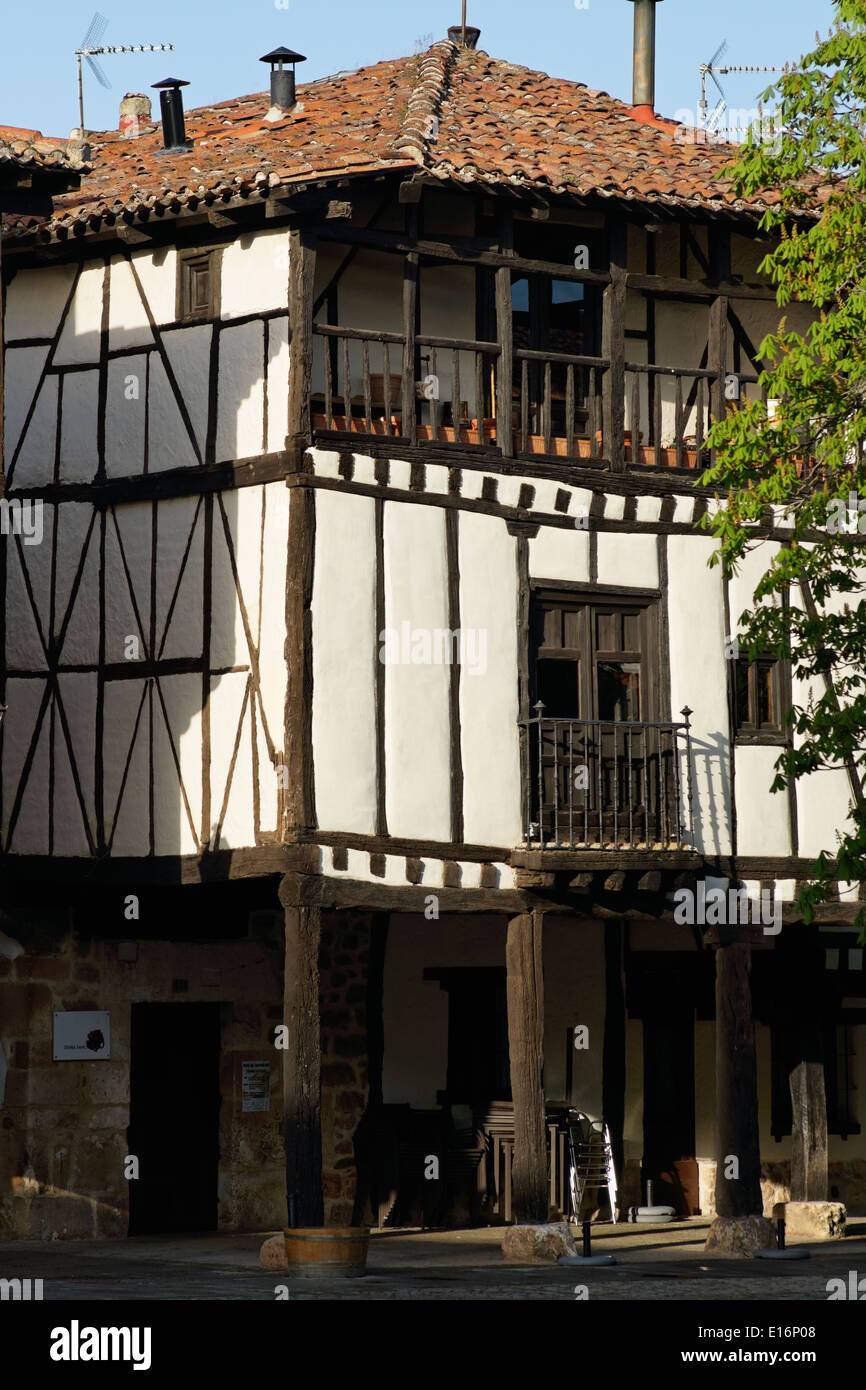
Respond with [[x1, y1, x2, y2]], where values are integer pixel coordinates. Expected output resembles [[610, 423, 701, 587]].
[[283, 1227, 370, 1278]]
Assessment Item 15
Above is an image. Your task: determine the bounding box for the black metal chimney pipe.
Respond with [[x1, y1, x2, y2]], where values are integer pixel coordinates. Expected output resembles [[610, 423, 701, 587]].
[[152, 78, 190, 151], [627, 0, 663, 116], [260, 48, 307, 113]]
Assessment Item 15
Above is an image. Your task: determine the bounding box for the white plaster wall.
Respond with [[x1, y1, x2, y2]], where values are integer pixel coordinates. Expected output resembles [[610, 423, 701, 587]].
[[667, 534, 731, 855], [55, 262, 104, 365], [257, 484, 290, 833], [220, 230, 288, 320], [5, 263, 77, 341], [216, 322, 265, 462], [1, 677, 50, 854], [1, 482, 284, 858], [383, 501, 451, 840], [163, 326, 212, 461], [266, 317, 290, 454], [108, 255, 156, 352], [148, 353, 200, 471], [312, 490, 378, 835], [59, 371, 99, 482], [9, 371, 56, 488], [596, 530, 658, 588], [4, 347, 49, 467], [153, 673, 203, 856], [131, 248, 178, 328], [543, 917, 605, 1113], [458, 512, 521, 846], [735, 746, 791, 855], [382, 914, 507, 1108], [54, 503, 99, 667], [106, 356, 146, 477], [528, 526, 590, 582]]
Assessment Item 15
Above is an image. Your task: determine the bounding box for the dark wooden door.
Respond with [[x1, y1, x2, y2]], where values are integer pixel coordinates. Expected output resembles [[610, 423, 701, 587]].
[[128, 1003, 221, 1235], [642, 1004, 698, 1214]]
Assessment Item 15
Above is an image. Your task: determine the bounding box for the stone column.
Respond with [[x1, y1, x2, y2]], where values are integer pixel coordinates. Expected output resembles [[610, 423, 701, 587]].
[[506, 909, 548, 1223]]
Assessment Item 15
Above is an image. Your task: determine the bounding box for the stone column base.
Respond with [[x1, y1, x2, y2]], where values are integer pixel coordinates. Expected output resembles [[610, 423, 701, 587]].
[[705, 1215, 776, 1255], [502, 1223, 577, 1263], [773, 1201, 846, 1240]]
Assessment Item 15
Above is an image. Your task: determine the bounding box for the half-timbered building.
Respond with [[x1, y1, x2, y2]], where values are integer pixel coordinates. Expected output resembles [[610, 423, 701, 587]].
[[1, 10, 864, 1242]]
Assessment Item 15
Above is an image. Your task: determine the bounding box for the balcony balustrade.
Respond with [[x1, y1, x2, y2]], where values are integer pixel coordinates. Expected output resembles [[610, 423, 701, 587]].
[[520, 704, 695, 850]]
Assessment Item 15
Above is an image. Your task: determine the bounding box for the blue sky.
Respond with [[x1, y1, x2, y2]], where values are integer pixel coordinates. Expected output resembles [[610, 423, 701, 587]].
[[2, 0, 839, 139]]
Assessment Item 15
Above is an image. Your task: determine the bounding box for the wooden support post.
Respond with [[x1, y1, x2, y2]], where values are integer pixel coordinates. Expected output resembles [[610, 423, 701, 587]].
[[603, 218, 627, 471], [287, 225, 317, 451], [790, 1054, 828, 1202], [506, 909, 548, 1223], [402, 252, 418, 445], [713, 938, 763, 1217], [709, 294, 729, 436], [280, 876, 324, 1227], [602, 921, 626, 1203], [495, 208, 514, 457]]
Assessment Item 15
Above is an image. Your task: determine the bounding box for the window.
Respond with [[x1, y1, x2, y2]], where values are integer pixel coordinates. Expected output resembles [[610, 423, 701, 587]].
[[177, 248, 220, 322], [528, 591, 675, 845], [734, 656, 785, 743]]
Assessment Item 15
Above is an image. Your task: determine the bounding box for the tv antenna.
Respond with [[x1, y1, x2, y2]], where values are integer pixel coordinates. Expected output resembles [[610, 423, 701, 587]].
[[75, 12, 173, 131], [699, 39, 786, 133]]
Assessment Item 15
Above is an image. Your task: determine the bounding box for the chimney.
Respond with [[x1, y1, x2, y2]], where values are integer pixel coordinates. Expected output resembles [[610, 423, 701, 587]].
[[119, 93, 152, 139], [260, 47, 307, 116], [151, 78, 192, 153], [447, 24, 481, 48], [628, 0, 663, 123]]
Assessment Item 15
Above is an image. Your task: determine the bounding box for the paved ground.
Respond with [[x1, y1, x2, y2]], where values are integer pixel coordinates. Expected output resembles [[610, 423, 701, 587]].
[[2, 1218, 866, 1300]]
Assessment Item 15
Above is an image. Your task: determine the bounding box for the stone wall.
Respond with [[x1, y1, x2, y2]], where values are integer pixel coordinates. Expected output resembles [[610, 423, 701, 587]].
[[698, 1158, 866, 1218], [319, 911, 372, 1226], [0, 908, 284, 1240]]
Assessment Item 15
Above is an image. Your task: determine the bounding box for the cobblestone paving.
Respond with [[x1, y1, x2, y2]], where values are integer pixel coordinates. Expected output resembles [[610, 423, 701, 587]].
[[1, 1225, 863, 1301]]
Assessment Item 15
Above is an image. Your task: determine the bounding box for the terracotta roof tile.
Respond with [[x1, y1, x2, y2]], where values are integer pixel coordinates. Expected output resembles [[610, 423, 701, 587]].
[[3, 40, 825, 242]]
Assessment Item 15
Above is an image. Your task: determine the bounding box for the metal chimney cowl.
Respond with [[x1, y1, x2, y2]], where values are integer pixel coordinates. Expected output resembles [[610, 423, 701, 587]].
[[152, 78, 193, 154], [627, 0, 664, 124]]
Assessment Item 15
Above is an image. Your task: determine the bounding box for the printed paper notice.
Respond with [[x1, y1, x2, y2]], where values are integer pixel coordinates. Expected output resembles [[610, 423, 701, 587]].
[[242, 1060, 270, 1112]]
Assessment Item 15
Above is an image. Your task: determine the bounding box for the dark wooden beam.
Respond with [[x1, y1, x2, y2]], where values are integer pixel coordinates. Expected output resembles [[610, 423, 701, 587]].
[[280, 878, 324, 1226], [709, 295, 729, 432], [495, 208, 514, 458], [506, 909, 549, 1222], [602, 921, 626, 1194], [627, 272, 777, 302], [402, 220, 419, 446], [287, 224, 317, 445], [603, 219, 627, 471], [283, 461, 316, 835]]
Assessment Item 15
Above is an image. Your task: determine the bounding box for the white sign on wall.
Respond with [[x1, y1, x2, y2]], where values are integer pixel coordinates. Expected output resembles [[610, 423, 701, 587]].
[[242, 1060, 270, 1112], [53, 1011, 111, 1061]]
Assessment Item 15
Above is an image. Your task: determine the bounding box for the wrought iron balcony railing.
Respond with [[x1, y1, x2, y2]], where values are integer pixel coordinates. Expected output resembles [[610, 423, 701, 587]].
[[520, 704, 694, 850]]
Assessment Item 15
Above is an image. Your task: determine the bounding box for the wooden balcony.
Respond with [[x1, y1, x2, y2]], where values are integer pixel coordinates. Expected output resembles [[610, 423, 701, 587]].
[[311, 323, 738, 471], [520, 707, 695, 851]]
